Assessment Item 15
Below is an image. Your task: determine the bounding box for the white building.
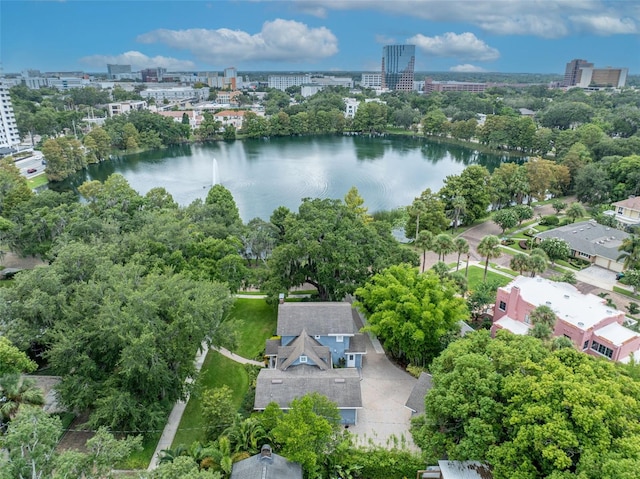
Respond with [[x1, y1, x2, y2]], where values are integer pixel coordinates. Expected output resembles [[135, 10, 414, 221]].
[[344, 98, 360, 118], [301, 85, 324, 98], [140, 87, 209, 103], [156, 110, 203, 130], [107, 100, 149, 117], [213, 110, 248, 130], [360, 73, 382, 88], [0, 80, 21, 150], [268, 75, 312, 91], [47, 77, 91, 91]]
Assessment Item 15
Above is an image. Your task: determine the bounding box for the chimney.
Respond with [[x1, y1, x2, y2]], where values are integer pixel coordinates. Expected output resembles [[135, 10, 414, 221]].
[[260, 444, 273, 463]]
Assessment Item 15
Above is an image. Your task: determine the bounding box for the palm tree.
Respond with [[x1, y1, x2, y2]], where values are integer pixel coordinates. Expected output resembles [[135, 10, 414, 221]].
[[565, 202, 587, 223], [618, 234, 640, 270], [223, 415, 267, 455], [510, 253, 530, 276], [415, 230, 433, 273], [527, 252, 548, 277], [477, 235, 502, 281], [409, 199, 426, 240], [432, 233, 455, 262], [454, 237, 469, 271], [0, 375, 44, 423]]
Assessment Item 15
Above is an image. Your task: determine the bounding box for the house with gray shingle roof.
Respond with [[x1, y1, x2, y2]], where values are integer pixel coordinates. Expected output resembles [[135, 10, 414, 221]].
[[230, 444, 302, 479], [535, 220, 629, 272], [255, 302, 365, 425], [405, 372, 432, 416]]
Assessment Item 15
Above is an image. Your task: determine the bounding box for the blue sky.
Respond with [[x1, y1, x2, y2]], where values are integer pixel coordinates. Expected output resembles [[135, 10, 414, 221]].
[[2, 0, 639, 75]]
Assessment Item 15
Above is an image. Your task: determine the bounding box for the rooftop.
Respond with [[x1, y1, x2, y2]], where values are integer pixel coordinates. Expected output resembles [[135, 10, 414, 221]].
[[535, 220, 628, 261], [613, 196, 640, 211], [277, 302, 355, 337], [254, 366, 362, 410], [405, 372, 432, 414], [501, 276, 625, 331], [493, 316, 532, 335], [594, 322, 640, 347], [438, 461, 493, 479]]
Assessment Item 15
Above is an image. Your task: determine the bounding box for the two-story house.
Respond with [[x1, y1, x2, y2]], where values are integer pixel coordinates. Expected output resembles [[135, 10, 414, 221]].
[[254, 302, 366, 425], [610, 196, 640, 229], [492, 276, 640, 362]]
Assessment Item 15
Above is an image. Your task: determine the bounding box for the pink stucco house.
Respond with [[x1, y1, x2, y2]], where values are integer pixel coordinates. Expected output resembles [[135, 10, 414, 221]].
[[492, 276, 640, 362]]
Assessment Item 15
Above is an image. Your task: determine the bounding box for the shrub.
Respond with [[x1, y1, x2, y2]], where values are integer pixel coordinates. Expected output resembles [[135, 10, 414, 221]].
[[539, 215, 559, 226], [519, 240, 530, 250], [501, 238, 515, 246]]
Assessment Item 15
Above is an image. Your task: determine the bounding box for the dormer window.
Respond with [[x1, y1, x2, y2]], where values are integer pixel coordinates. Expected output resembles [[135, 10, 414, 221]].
[[299, 355, 307, 363]]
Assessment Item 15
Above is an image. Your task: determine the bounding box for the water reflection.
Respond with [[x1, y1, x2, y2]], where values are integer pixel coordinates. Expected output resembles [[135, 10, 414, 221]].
[[52, 135, 524, 221]]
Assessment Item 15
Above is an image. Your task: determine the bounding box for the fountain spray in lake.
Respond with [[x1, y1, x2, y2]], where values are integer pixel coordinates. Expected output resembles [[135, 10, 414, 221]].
[[212, 157, 219, 186]]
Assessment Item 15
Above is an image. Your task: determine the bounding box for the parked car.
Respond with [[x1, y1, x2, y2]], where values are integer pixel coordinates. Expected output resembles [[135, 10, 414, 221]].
[[27, 168, 37, 173]]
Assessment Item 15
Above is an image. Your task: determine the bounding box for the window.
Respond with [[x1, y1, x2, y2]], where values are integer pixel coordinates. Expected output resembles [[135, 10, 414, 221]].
[[618, 207, 624, 214], [314, 335, 321, 340], [336, 335, 343, 343], [524, 314, 530, 324], [299, 355, 307, 363], [583, 340, 589, 350], [498, 301, 507, 312], [591, 341, 613, 359]]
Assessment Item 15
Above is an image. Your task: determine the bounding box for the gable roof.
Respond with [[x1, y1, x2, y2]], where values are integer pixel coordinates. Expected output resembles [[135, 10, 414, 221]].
[[405, 372, 432, 414], [535, 220, 629, 261], [254, 366, 362, 410], [277, 329, 331, 370], [613, 196, 640, 212], [277, 302, 355, 337], [231, 448, 302, 479]]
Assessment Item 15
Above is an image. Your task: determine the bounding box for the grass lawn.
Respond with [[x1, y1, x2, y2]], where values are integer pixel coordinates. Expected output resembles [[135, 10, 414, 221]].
[[466, 265, 513, 291], [27, 174, 48, 189], [172, 351, 249, 448], [613, 286, 640, 300], [226, 298, 277, 360], [120, 432, 162, 470]]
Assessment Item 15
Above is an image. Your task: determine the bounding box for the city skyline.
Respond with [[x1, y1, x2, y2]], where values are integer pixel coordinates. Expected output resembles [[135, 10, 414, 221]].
[[2, 0, 639, 75]]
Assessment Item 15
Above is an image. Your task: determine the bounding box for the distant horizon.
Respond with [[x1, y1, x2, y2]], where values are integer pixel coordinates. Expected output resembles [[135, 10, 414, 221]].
[[2, 1, 638, 75]]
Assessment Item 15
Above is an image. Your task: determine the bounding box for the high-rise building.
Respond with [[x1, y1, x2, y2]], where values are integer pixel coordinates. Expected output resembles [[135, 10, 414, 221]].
[[0, 80, 21, 150], [563, 59, 593, 86], [576, 67, 628, 88], [381, 45, 415, 91], [107, 64, 132, 79]]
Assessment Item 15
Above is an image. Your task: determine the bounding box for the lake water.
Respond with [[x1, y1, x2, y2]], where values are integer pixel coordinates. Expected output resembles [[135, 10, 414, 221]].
[[54, 135, 519, 221]]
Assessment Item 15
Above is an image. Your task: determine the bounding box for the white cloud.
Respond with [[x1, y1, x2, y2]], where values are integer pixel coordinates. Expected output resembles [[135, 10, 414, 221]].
[[449, 64, 488, 73], [570, 14, 638, 35], [296, 0, 638, 38], [136, 19, 338, 65], [79, 51, 195, 71], [408, 32, 500, 61]]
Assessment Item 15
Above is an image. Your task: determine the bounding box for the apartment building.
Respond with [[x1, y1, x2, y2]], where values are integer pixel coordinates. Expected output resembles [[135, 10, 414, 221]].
[[107, 100, 148, 117], [0, 80, 21, 150]]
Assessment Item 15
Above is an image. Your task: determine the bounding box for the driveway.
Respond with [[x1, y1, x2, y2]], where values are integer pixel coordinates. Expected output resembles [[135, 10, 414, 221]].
[[348, 305, 418, 450]]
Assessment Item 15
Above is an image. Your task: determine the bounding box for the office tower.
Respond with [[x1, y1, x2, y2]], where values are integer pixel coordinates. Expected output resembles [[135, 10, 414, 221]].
[[563, 59, 593, 87], [381, 45, 415, 91], [0, 80, 20, 150], [107, 64, 132, 79], [576, 67, 628, 88]]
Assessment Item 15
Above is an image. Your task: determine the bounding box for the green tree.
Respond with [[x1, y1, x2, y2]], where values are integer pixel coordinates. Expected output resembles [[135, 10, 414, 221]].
[[510, 252, 530, 276], [0, 336, 37, 376], [201, 385, 237, 441], [528, 304, 557, 341], [453, 237, 469, 272], [617, 235, 640, 270], [493, 209, 518, 235], [422, 108, 448, 136], [477, 235, 502, 281], [525, 157, 570, 202], [551, 199, 566, 214], [565, 202, 587, 223], [265, 198, 417, 301], [539, 237, 570, 266], [271, 393, 342, 478], [83, 127, 112, 162], [440, 166, 491, 226], [416, 230, 433, 273], [355, 264, 467, 366], [527, 249, 548, 277], [344, 186, 371, 222], [432, 233, 455, 261]]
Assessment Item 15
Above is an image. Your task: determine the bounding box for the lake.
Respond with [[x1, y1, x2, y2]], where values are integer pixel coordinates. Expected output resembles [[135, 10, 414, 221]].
[[54, 135, 520, 221]]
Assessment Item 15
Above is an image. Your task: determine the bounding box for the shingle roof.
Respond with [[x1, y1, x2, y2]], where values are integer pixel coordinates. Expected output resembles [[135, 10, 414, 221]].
[[254, 366, 362, 410], [277, 303, 355, 336], [230, 450, 302, 479], [613, 197, 640, 212], [277, 330, 331, 370], [345, 334, 367, 354], [405, 372, 432, 414], [535, 220, 629, 261], [265, 339, 281, 356]]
